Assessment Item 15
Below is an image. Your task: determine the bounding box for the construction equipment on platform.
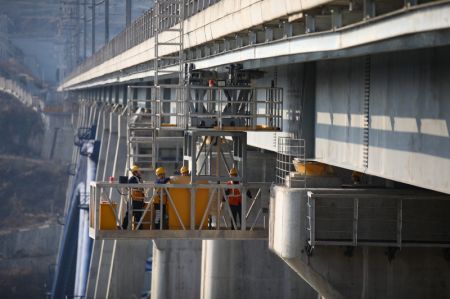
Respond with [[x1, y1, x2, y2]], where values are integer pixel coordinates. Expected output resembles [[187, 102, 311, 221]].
[[185, 64, 282, 130], [276, 137, 306, 188]]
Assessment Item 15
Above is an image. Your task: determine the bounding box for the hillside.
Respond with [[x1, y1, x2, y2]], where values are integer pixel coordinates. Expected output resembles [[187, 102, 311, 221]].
[[0, 91, 44, 157], [0, 155, 66, 229], [0, 92, 66, 230]]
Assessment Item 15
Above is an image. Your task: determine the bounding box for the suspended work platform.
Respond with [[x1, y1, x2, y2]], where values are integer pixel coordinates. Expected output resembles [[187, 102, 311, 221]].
[[89, 181, 270, 240]]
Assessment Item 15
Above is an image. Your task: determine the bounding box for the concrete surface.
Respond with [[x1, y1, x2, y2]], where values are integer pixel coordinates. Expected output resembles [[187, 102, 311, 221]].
[[151, 240, 202, 299], [315, 46, 450, 194]]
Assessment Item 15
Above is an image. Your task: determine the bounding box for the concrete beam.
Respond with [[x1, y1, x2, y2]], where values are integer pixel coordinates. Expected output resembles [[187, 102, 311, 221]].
[[315, 47, 450, 194], [63, 2, 450, 90], [60, 0, 336, 89]]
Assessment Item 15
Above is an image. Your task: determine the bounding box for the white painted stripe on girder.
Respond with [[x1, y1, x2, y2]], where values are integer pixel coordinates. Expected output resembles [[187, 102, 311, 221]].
[[370, 115, 393, 131], [420, 118, 449, 137], [332, 113, 349, 127], [350, 114, 365, 129], [316, 112, 332, 125], [393, 117, 419, 133]]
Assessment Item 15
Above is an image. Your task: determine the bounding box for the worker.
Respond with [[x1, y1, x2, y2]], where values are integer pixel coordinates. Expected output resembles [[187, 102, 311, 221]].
[[351, 171, 363, 185], [122, 165, 145, 230], [225, 167, 251, 229], [180, 165, 189, 176], [153, 167, 170, 229]]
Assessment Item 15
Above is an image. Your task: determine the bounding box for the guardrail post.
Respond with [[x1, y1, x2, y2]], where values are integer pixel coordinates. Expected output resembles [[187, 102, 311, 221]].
[[190, 186, 196, 230], [241, 185, 247, 231], [95, 184, 100, 237]]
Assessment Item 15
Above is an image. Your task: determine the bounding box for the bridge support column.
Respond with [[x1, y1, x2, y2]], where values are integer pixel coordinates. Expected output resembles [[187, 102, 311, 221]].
[[269, 176, 346, 299], [86, 110, 119, 298], [200, 239, 315, 299], [86, 105, 109, 298], [151, 240, 202, 299], [105, 112, 152, 299]]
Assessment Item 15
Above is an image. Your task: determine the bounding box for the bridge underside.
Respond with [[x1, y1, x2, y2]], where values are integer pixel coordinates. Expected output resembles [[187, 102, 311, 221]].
[[58, 1, 450, 299]]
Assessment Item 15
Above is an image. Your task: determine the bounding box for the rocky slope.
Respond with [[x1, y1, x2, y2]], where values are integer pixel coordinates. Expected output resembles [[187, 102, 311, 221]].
[[0, 92, 68, 298], [0, 91, 44, 157]]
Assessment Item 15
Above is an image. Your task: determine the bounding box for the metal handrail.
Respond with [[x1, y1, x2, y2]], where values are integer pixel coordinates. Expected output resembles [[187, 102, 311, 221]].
[[125, 85, 283, 130], [90, 181, 270, 234], [306, 190, 450, 248]]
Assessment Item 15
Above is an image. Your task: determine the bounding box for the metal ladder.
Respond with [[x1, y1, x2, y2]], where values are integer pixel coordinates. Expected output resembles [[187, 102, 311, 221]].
[[154, 0, 186, 129], [127, 87, 157, 174], [126, 0, 185, 174]]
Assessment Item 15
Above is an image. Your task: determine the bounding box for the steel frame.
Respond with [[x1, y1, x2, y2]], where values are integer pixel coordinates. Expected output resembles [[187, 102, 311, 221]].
[[306, 190, 450, 248], [89, 181, 269, 240]]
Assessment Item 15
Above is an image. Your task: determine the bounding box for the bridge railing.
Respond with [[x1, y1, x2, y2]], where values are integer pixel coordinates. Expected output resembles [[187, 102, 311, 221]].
[[66, 0, 223, 82], [89, 180, 270, 239], [306, 190, 450, 248], [0, 76, 44, 110]]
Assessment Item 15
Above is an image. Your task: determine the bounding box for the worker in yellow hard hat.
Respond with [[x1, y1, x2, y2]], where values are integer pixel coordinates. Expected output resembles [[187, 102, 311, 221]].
[[180, 166, 189, 176], [153, 166, 170, 229], [122, 165, 144, 229], [229, 167, 238, 176], [130, 164, 140, 173]]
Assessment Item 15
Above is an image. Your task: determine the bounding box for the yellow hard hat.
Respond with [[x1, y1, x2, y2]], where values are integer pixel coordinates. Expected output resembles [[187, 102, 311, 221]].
[[229, 167, 238, 176], [180, 166, 189, 174], [130, 165, 140, 172], [155, 167, 166, 176]]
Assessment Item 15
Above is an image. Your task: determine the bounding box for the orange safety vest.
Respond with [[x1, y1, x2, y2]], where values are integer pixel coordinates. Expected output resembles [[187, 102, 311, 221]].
[[130, 175, 145, 201], [227, 181, 241, 206]]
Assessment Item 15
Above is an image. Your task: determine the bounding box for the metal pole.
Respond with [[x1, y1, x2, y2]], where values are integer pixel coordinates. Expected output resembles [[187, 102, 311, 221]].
[[91, 0, 95, 55], [76, 0, 81, 63], [105, 0, 109, 43], [83, 0, 87, 58], [126, 0, 132, 26]]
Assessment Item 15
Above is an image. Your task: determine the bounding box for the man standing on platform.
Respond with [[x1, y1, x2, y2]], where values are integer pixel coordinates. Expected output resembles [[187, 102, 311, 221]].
[[153, 167, 170, 228], [122, 165, 145, 229]]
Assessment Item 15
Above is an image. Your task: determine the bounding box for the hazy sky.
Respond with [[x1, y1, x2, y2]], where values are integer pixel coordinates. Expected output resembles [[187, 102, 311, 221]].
[[0, 0, 154, 84]]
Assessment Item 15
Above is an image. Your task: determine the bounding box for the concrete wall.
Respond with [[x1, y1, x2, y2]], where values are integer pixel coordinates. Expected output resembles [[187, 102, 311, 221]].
[[315, 46, 450, 194]]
